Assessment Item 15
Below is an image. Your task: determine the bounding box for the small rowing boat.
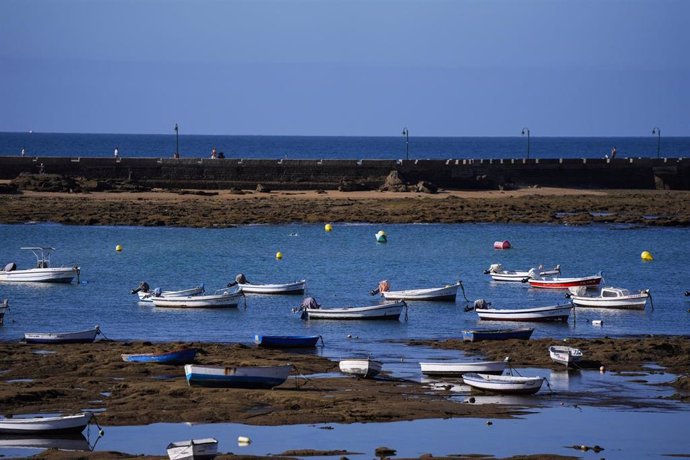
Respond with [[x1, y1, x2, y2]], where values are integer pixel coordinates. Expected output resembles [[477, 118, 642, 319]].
[[296, 297, 407, 321], [151, 289, 243, 308], [254, 335, 322, 348], [121, 348, 198, 364], [462, 327, 534, 342], [132, 282, 205, 302], [377, 281, 462, 302], [462, 373, 545, 395], [484, 264, 561, 282], [0, 413, 92, 434], [24, 326, 101, 344], [339, 358, 383, 378], [419, 358, 508, 376], [166, 437, 218, 460], [475, 303, 572, 322], [238, 280, 306, 295], [184, 364, 292, 389], [548, 345, 583, 367]]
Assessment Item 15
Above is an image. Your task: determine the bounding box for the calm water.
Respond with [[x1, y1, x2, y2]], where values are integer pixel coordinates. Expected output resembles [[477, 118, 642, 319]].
[[1, 132, 689, 159]]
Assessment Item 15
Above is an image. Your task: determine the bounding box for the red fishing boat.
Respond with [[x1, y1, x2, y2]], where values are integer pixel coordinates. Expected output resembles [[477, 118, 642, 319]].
[[527, 273, 602, 289]]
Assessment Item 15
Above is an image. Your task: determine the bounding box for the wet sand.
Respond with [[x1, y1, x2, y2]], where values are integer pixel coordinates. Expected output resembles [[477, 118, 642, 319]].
[[0, 187, 689, 226]]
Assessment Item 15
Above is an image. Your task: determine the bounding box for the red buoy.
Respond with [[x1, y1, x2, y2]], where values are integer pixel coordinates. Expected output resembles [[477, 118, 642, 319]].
[[493, 240, 511, 249]]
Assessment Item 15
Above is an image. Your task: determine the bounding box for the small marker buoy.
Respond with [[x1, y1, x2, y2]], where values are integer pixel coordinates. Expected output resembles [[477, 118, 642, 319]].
[[486, 420, 493, 426], [493, 240, 511, 250], [115, 244, 122, 252], [641, 250, 653, 261], [375, 230, 387, 243], [599, 365, 606, 373], [275, 251, 283, 260], [324, 223, 333, 232]]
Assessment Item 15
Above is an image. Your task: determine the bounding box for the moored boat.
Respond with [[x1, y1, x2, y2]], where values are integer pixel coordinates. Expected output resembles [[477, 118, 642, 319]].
[[419, 358, 508, 376], [566, 286, 651, 310], [462, 327, 534, 342], [475, 303, 572, 322], [339, 358, 383, 378], [24, 326, 101, 344], [528, 273, 602, 289], [166, 437, 218, 460], [484, 264, 561, 282], [462, 373, 545, 395], [296, 297, 407, 321], [254, 335, 322, 348], [548, 345, 583, 367], [238, 280, 306, 295], [132, 282, 205, 302], [377, 281, 462, 302], [121, 348, 198, 364], [0, 413, 92, 434], [0, 247, 79, 284], [184, 364, 292, 389], [151, 289, 243, 308]]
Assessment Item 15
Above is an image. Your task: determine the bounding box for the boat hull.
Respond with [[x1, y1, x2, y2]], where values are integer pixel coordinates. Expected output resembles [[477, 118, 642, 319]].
[[137, 285, 205, 302], [476, 304, 572, 322], [254, 335, 320, 348], [0, 413, 92, 434], [24, 327, 99, 344], [462, 328, 534, 342], [121, 348, 198, 364], [549, 346, 583, 366], [339, 359, 382, 378], [528, 275, 602, 289], [151, 291, 242, 308], [238, 280, 305, 295], [305, 301, 405, 320], [462, 373, 544, 395], [0, 267, 78, 283], [166, 438, 218, 460], [419, 361, 507, 376], [184, 364, 291, 389], [382, 284, 459, 301]]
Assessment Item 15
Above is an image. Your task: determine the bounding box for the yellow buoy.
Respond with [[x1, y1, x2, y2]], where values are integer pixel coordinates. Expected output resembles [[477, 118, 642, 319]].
[[641, 251, 653, 261], [115, 244, 122, 252], [324, 223, 333, 232], [276, 251, 283, 260]]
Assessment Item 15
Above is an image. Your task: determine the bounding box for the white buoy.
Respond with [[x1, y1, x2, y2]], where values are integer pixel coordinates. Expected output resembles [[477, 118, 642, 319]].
[[238, 436, 251, 444]]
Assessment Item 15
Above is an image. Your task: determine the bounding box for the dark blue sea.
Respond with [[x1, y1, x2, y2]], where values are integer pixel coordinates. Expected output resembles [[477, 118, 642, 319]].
[[1, 132, 689, 159]]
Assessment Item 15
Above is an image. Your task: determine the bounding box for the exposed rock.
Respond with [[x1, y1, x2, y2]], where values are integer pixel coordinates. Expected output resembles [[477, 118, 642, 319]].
[[380, 170, 410, 192], [415, 180, 438, 194]]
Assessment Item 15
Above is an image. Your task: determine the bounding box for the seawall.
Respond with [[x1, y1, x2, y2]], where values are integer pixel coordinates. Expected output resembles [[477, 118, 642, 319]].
[[0, 156, 688, 190]]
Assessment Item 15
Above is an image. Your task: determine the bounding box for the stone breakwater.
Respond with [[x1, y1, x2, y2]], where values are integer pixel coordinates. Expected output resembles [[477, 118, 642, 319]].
[[0, 156, 688, 190]]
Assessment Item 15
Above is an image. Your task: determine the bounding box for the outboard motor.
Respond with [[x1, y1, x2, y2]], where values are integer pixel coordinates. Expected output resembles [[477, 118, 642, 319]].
[[527, 268, 539, 279], [474, 299, 491, 310], [3, 262, 16, 272], [131, 281, 150, 294]]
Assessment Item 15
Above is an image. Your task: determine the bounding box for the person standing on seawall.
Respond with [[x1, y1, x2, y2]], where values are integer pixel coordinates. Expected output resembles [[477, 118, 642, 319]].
[[21, 148, 25, 157], [211, 147, 217, 159], [610, 147, 616, 159]]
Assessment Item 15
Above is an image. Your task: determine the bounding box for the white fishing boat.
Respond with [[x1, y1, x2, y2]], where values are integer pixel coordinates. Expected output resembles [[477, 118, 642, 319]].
[[166, 437, 218, 460], [419, 358, 508, 376], [462, 373, 545, 395], [237, 280, 306, 295], [296, 297, 407, 320], [567, 286, 651, 310], [132, 282, 205, 302], [484, 264, 561, 282], [339, 358, 383, 378], [185, 364, 291, 389], [0, 413, 92, 434], [151, 289, 243, 308], [0, 247, 80, 283], [475, 303, 572, 322], [378, 281, 462, 301], [24, 326, 101, 344], [548, 345, 583, 366]]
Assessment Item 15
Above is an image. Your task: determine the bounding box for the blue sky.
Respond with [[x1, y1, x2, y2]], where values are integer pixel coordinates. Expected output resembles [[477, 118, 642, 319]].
[[1, 0, 689, 136]]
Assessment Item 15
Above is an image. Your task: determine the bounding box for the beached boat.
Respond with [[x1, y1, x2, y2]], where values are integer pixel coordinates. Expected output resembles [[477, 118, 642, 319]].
[[24, 326, 101, 344], [566, 286, 651, 310], [475, 304, 572, 322], [462, 327, 534, 342], [132, 283, 205, 302], [0, 413, 92, 434], [166, 437, 218, 460], [237, 280, 306, 295], [297, 298, 407, 321], [462, 373, 545, 395], [379, 282, 462, 301], [339, 358, 383, 378], [151, 289, 243, 308], [184, 364, 292, 389], [0, 247, 79, 283], [484, 264, 561, 282], [548, 345, 583, 367], [527, 273, 602, 289], [254, 335, 322, 348], [0, 299, 8, 326], [121, 348, 198, 364], [419, 358, 508, 376]]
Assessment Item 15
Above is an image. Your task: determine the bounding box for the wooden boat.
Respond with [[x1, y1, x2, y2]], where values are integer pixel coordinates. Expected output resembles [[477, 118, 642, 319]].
[[548, 345, 583, 366], [238, 280, 306, 295], [254, 335, 322, 348], [151, 289, 243, 308], [339, 358, 383, 378], [0, 413, 92, 434], [476, 304, 572, 322], [567, 286, 650, 310], [527, 273, 602, 289], [24, 326, 100, 344], [462, 327, 534, 342], [121, 348, 198, 364], [300, 300, 407, 320], [462, 373, 545, 395], [0, 299, 7, 326], [419, 358, 508, 376], [380, 282, 461, 301], [484, 263, 561, 282], [166, 437, 218, 460], [184, 364, 291, 389], [134, 284, 205, 302], [0, 247, 79, 283]]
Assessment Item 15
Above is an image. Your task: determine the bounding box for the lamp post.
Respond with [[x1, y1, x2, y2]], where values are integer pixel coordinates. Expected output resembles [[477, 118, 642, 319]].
[[402, 127, 409, 160], [174, 123, 179, 156], [521, 127, 530, 159], [652, 127, 661, 158]]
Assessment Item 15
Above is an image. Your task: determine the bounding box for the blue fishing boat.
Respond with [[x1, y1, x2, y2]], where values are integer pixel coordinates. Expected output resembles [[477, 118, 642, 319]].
[[462, 327, 534, 342], [121, 348, 198, 364], [254, 334, 322, 348], [184, 364, 292, 389]]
